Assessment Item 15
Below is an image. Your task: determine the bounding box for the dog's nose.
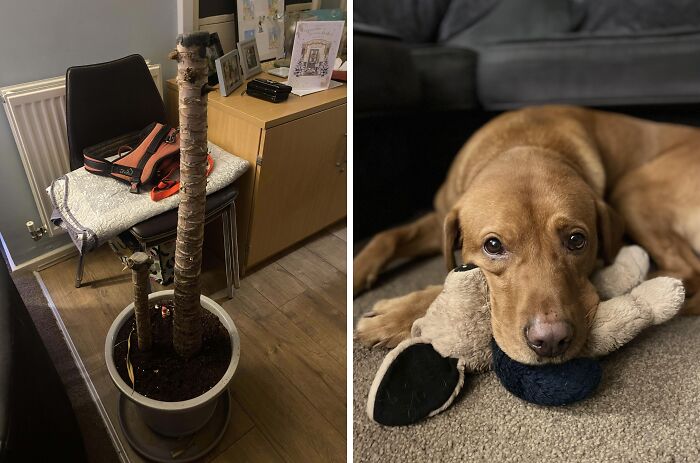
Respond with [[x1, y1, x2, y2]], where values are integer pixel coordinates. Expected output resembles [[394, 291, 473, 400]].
[[525, 320, 573, 357]]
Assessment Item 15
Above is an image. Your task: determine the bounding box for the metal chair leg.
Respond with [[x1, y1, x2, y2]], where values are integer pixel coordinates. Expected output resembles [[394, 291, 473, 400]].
[[230, 201, 240, 289], [222, 207, 234, 298], [75, 252, 85, 288]]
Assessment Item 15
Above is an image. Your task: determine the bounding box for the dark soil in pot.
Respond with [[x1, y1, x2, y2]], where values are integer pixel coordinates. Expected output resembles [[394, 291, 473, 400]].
[[113, 300, 232, 402]]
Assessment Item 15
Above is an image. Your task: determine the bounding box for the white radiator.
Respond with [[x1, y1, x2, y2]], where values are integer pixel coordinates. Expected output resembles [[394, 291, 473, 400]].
[[0, 63, 162, 237]]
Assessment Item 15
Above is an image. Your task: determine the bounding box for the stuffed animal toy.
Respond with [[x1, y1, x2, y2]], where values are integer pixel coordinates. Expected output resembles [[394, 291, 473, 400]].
[[367, 246, 685, 426]]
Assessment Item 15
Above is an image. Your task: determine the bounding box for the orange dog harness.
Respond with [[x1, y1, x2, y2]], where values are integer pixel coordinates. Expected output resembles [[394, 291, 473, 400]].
[[83, 123, 180, 193], [149, 154, 214, 201]]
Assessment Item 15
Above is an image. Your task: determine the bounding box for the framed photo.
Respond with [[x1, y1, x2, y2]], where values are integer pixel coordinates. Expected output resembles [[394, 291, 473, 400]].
[[206, 32, 225, 85], [215, 50, 244, 97], [237, 38, 262, 79]]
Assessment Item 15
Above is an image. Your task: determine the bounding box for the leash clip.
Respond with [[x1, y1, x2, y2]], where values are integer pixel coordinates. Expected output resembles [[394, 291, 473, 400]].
[[165, 127, 180, 144]]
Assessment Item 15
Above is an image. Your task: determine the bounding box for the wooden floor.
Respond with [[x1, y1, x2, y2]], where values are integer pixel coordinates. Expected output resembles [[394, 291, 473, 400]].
[[39, 222, 347, 462]]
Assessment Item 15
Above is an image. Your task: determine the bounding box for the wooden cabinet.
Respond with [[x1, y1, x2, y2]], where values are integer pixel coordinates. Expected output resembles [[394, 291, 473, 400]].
[[166, 76, 346, 270], [250, 105, 346, 265]]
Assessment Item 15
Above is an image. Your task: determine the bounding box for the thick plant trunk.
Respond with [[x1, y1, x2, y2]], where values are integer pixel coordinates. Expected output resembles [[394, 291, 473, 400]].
[[127, 252, 153, 351], [171, 32, 210, 358]]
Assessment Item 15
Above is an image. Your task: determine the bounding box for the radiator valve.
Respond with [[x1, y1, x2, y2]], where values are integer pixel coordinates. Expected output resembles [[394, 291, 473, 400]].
[[26, 221, 47, 241]]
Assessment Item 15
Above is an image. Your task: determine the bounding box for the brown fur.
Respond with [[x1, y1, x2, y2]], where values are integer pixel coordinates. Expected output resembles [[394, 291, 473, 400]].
[[355, 106, 700, 364]]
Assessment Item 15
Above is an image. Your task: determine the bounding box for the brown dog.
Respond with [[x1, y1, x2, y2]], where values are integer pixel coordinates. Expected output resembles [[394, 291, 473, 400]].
[[355, 105, 700, 365]]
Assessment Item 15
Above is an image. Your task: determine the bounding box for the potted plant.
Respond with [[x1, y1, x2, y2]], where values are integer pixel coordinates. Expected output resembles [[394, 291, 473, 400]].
[[104, 31, 240, 453]]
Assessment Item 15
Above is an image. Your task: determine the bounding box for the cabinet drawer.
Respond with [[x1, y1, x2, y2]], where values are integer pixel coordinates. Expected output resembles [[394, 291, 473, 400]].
[[247, 104, 347, 266]]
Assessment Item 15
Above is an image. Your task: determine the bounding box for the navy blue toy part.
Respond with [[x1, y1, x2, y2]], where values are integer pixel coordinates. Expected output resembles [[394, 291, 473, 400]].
[[491, 339, 602, 406], [367, 339, 465, 426]]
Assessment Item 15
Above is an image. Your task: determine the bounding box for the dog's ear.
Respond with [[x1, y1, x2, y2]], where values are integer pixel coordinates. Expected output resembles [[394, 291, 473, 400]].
[[443, 209, 460, 270], [595, 199, 625, 264]]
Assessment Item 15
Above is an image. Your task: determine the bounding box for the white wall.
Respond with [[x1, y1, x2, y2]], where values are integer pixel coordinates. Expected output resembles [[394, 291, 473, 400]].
[[0, 0, 178, 266]]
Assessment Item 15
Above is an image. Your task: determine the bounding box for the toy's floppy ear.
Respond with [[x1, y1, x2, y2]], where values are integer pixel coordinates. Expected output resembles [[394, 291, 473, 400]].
[[596, 199, 625, 264], [443, 209, 461, 271], [367, 338, 465, 426]]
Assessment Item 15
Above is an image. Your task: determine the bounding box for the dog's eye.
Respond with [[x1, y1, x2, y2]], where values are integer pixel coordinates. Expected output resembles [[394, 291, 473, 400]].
[[483, 237, 504, 255], [566, 233, 587, 251]]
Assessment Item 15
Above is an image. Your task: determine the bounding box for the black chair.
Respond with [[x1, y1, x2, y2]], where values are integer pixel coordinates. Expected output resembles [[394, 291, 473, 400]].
[[65, 54, 240, 295]]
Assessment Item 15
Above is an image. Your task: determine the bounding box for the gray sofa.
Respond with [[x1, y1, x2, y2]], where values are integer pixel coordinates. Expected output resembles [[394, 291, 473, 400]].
[[0, 261, 86, 461], [355, 0, 700, 240]]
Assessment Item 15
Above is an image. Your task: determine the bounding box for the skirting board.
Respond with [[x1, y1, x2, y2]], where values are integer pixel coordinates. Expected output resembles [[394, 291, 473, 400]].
[[2, 237, 77, 273]]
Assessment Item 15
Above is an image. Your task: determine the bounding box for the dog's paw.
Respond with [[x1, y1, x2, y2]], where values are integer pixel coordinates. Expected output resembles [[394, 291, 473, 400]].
[[354, 298, 413, 349], [631, 276, 685, 324], [355, 286, 442, 348]]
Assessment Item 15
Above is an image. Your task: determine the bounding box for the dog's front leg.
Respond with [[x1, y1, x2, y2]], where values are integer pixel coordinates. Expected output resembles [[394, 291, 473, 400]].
[[355, 285, 443, 348]]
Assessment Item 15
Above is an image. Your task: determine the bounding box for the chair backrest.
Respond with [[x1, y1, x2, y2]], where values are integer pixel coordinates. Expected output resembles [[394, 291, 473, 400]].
[[65, 54, 166, 171]]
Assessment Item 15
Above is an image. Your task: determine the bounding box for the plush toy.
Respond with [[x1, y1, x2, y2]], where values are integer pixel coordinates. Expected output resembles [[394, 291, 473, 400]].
[[367, 246, 685, 426]]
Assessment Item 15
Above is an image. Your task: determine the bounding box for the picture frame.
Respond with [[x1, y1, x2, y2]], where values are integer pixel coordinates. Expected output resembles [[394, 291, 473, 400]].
[[237, 38, 262, 79], [206, 32, 225, 85], [215, 50, 244, 97], [288, 20, 344, 91]]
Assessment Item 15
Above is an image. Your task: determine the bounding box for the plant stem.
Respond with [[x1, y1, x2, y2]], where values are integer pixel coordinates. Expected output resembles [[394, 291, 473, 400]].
[[170, 31, 210, 358], [127, 252, 153, 351]]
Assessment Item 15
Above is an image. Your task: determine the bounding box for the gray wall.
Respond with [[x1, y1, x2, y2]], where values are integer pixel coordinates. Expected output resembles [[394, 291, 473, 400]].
[[0, 0, 177, 266]]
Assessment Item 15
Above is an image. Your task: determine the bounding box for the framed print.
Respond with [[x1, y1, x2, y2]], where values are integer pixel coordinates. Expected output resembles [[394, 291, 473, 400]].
[[288, 20, 344, 91], [206, 32, 225, 85], [215, 49, 243, 96], [237, 38, 262, 79]]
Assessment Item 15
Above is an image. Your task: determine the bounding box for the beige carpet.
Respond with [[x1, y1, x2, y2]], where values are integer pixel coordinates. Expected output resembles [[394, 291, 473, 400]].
[[353, 255, 700, 463]]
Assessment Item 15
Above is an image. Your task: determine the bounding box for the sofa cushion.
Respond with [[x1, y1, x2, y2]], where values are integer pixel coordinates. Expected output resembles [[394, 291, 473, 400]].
[[355, 0, 451, 43], [442, 0, 585, 46], [477, 30, 700, 109], [580, 0, 700, 34], [437, 0, 500, 42]]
